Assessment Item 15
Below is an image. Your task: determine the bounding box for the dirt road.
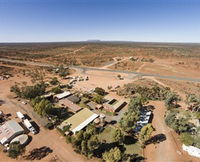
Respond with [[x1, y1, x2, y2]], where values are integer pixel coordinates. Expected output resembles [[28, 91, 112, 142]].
[[144, 101, 199, 162]]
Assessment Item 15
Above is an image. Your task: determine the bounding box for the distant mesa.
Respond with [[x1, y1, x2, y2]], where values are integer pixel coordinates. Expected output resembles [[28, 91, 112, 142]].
[[86, 40, 101, 42]]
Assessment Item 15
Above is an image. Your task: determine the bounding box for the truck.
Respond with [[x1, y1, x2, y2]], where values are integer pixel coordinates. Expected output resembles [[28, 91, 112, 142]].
[[23, 119, 37, 134], [16, 112, 25, 120]]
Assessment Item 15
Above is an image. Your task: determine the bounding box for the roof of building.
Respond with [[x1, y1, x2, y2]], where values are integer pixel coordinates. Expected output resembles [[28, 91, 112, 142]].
[[66, 95, 80, 103], [11, 134, 29, 145], [0, 120, 24, 144], [58, 108, 98, 134], [112, 100, 126, 111], [59, 98, 82, 112], [104, 95, 115, 102], [54, 91, 71, 100], [86, 101, 97, 109]]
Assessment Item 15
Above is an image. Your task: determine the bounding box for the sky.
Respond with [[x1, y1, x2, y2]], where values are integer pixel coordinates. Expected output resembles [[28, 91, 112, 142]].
[[0, 0, 200, 43]]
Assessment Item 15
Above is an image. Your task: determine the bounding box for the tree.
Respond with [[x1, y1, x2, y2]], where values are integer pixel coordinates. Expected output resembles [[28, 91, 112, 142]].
[[185, 94, 200, 112], [139, 124, 154, 147], [10, 85, 21, 97], [119, 111, 139, 133], [112, 128, 124, 144], [20, 82, 46, 99], [92, 94, 104, 104], [128, 95, 148, 113], [50, 77, 59, 85], [58, 65, 69, 77], [51, 86, 62, 94], [165, 92, 180, 109], [87, 136, 100, 151], [180, 133, 194, 146], [102, 147, 122, 162], [33, 99, 53, 117], [94, 87, 106, 96], [8, 142, 24, 159]]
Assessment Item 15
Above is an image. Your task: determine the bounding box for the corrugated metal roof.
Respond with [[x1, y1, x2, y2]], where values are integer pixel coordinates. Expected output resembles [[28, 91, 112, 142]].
[[59, 98, 82, 112], [58, 108, 98, 134], [0, 120, 24, 144], [54, 91, 71, 100]]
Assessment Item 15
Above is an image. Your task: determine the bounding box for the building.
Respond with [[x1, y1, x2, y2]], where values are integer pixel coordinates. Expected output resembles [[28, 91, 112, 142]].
[[103, 103, 115, 112], [87, 101, 97, 110], [59, 98, 82, 113], [103, 97, 126, 112], [54, 91, 71, 101], [58, 108, 98, 134], [112, 100, 127, 112], [66, 95, 80, 104], [0, 120, 24, 144], [104, 95, 116, 104]]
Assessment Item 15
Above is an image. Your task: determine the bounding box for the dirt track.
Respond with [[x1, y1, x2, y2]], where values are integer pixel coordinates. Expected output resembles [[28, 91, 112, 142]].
[[144, 101, 199, 162]]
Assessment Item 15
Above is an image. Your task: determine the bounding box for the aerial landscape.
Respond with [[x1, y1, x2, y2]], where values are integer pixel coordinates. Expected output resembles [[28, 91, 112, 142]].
[[0, 0, 200, 162]]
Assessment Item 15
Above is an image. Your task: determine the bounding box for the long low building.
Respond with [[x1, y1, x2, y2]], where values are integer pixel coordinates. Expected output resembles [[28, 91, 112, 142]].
[[58, 108, 98, 134], [59, 98, 82, 113], [54, 91, 71, 101], [0, 120, 24, 144]]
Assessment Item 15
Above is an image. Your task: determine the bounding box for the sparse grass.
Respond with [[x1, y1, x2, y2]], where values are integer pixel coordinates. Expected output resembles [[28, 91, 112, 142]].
[[125, 141, 142, 155], [98, 126, 115, 143]]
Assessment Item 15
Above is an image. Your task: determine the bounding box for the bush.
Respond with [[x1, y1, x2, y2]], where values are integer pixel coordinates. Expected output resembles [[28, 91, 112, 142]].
[[45, 122, 54, 130], [50, 77, 59, 85], [180, 133, 194, 146], [8, 142, 24, 159], [94, 87, 106, 96], [51, 86, 62, 94], [118, 83, 171, 101]]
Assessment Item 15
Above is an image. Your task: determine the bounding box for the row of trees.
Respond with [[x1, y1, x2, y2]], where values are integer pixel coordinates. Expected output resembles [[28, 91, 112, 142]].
[[119, 95, 146, 133], [10, 82, 46, 99], [117, 83, 172, 101]]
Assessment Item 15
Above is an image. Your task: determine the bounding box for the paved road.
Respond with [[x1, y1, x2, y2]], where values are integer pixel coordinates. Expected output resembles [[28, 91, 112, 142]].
[[73, 66, 200, 82], [1, 58, 200, 82]]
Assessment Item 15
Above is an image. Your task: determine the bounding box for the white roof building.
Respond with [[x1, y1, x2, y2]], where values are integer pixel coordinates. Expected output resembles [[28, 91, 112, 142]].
[[0, 120, 24, 144], [54, 91, 71, 100]]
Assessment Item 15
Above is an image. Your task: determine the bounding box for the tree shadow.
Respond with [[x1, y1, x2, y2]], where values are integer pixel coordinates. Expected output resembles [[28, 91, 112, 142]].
[[145, 133, 167, 145], [123, 154, 145, 162], [123, 135, 137, 145], [109, 120, 117, 125]]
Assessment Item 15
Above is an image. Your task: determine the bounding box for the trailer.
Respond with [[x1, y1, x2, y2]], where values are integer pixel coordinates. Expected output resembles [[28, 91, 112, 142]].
[[23, 119, 37, 134], [16, 112, 25, 120]]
